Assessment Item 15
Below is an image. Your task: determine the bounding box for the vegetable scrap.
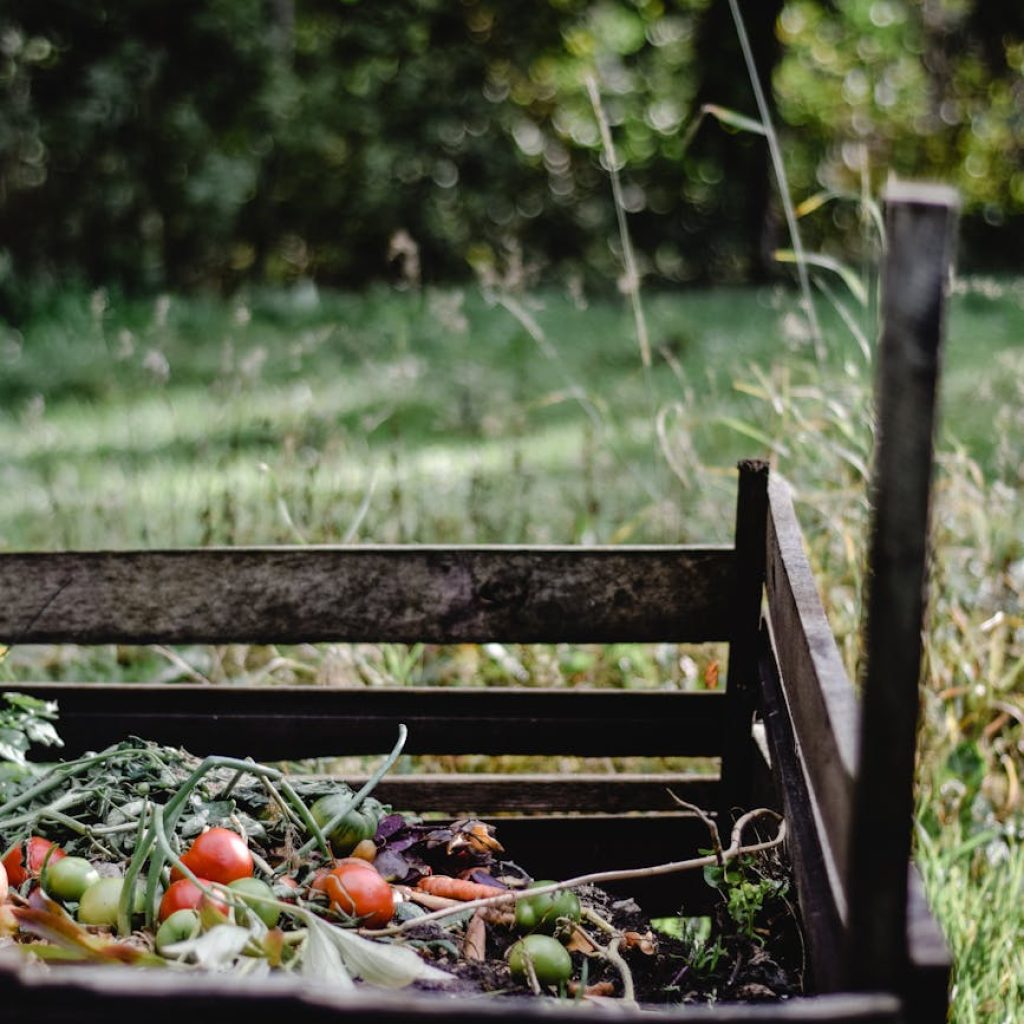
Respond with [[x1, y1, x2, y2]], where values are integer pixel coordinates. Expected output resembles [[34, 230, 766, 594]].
[[0, 693, 801, 1006]]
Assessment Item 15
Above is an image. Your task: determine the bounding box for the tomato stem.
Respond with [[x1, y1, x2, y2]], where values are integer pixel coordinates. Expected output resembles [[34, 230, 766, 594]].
[[295, 724, 408, 858]]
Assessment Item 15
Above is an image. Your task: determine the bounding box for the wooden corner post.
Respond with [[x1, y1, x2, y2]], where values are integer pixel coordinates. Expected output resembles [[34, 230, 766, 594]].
[[720, 458, 770, 822], [846, 183, 959, 994]]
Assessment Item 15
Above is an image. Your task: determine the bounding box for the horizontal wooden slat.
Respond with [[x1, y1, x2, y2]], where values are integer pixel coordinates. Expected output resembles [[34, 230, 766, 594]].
[[350, 772, 719, 815], [0, 963, 905, 1024], [475, 813, 720, 916], [765, 478, 858, 888], [0, 545, 734, 644], [15, 684, 727, 758]]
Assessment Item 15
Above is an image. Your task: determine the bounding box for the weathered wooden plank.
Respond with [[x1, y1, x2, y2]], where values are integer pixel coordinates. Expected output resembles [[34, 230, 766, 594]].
[[765, 476, 859, 888], [758, 629, 847, 993], [14, 684, 727, 758], [344, 772, 719, 815], [720, 459, 769, 821], [904, 865, 952, 1024], [0, 960, 905, 1024], [0, 546, 734, 645], [477, 813, 719, 916], [847, 183, 959, 998]]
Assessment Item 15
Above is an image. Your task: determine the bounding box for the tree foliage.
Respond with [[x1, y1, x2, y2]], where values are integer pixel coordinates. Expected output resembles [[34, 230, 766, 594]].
[[0, 0, 1021, 300]]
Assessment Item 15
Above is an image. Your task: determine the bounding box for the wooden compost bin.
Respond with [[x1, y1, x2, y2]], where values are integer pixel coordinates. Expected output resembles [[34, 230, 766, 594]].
[[0, 184, 957, 1023]]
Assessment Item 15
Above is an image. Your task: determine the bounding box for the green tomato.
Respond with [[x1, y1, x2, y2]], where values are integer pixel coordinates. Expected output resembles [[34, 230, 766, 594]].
[[514, 881, 581, 938], [78, 876, 144, 927], [228, 877, 281, 928], [508, 934, 573, 986], [155, 908, 200, 955], [310, 794, 380, 856], [43, 856, 100, 902]]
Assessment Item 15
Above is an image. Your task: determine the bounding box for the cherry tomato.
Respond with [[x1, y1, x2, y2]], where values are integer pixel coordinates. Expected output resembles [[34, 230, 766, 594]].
[[159, 877, 229, 922], [310, 857, 374, 893], [78, 877, 144, 927], [43, 856, 100, 902], [2, 837, 66, 887], [350, 839, 378, 863], [228, 877, 281, 928], [323, 861, 394, 928], [310, 795, 379, 856], [508, 934, 573, 985], [155, 908, 200, 955], [172, 828, 253, 886], [514, 881, 581, 939]]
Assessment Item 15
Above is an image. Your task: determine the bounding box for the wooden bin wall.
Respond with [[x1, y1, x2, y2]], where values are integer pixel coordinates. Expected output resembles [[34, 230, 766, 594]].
[[0, 497, 946, 1022]]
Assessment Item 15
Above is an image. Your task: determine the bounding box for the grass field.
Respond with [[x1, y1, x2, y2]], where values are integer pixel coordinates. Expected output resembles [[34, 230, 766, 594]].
[[1, 279, 1022, 1020]]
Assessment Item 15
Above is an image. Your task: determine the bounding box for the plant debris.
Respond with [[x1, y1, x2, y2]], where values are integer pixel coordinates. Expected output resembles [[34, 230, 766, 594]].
[[0, 716, 801, 1008]]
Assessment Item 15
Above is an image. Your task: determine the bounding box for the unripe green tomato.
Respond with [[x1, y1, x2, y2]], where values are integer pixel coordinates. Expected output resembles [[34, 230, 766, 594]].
[[508, 934, 573, 985], [43, 856, 100, 902], [310, 795, 379, 856], [78, 876, 144, 927], [228, 877, 281, 928], [514, 881, 581, 938], [155, 908, 200, 955]]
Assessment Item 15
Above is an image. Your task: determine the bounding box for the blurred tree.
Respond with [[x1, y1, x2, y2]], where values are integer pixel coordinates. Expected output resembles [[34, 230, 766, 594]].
[[0, 0, 1022, 305], [689, 0, 786, 279]]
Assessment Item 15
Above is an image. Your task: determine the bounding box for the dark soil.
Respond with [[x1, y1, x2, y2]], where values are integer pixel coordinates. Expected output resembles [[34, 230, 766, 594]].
[[406, 868, 804, 1008]]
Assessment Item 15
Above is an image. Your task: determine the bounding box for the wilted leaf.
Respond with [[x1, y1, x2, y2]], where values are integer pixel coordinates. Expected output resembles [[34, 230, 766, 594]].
[[14, 905, 164, 966], [164, 924, 252, 969], [324, 921, 454, 989], [300, 917, 354, 988]]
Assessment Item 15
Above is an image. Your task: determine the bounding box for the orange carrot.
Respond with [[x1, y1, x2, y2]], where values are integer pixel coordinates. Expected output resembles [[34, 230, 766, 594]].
[[415, 875, 507, 901]]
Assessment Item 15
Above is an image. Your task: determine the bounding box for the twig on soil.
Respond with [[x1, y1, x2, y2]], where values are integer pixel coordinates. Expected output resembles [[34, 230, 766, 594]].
[[369, 808, 785, 937], [463, 911, 487, 962], [603, 935, 636, 1004], [581, 904, 638, 1004], [667, 790, 724, 866], [581, 906, 617, 936]]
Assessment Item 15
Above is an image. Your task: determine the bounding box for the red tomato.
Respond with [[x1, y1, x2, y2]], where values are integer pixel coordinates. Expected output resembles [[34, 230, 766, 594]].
[[159, 877, 229, 922], [172, 828, 253, 886], [323, 862, 394, 928], [2, 837, 66, 887], [310, 858, 374, 893]]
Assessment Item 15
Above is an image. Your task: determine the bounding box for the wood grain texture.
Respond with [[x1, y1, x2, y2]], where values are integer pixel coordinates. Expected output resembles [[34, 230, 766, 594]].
[[847, 185, 958, 995], [758, 629, 847, 993], [0, 961, 905, 1024], [720, 459, 769, 821], [0, 545, 734, 644], [14, 683, 727, 758], [342, 772, 720, 814], [765, 476, 859, 887]]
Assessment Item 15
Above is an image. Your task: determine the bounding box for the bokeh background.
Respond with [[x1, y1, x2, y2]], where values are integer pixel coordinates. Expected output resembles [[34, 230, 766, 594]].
[[2, 0, 1023, 309]]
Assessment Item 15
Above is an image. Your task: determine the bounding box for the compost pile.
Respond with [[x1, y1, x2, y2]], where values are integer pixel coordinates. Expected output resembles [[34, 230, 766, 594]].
[[0, 693, 801, 1007]]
